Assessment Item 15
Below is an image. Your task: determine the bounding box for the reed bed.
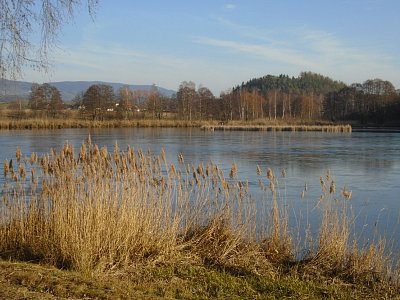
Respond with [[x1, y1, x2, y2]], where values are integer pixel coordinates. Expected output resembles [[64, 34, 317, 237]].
[[0, 117, 352, 131], [0, 118, 215, 130], [0, 140, 397, 292], [201, 124, 352, 132]]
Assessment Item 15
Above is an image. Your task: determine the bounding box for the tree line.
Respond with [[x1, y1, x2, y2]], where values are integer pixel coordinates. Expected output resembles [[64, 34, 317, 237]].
[[6, 72, 400, 125], [233, 72, 400, 124], [173, 72, 400, 125]]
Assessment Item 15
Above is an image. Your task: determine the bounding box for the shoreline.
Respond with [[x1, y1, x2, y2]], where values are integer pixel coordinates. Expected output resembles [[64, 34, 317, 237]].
[[352, 127, 400, 133], [201, 124, 352, 132], [0, 118, 353, 131]]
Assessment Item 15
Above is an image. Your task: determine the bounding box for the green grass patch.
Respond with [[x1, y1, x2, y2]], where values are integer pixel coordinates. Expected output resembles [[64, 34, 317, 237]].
[[1, 259, 398, 299]]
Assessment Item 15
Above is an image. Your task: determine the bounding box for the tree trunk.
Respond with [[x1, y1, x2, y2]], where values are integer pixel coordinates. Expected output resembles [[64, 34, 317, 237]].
[[274, 90, 277, 120]]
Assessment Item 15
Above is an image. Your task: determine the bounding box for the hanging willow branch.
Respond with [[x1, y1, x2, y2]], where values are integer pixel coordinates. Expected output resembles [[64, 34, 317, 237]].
[[0, 0, 99, 79]]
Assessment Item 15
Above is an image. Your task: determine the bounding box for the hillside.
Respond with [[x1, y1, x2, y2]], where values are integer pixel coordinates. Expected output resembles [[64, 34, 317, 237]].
[[0, 79, 176, 102], [237, 71, 347, 94]]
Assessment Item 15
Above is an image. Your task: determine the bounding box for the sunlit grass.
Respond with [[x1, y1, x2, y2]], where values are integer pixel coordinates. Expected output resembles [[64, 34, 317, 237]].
[[0, 118, 212, 129], [201, 124, 352, 132], [0, 114, 351, 130]]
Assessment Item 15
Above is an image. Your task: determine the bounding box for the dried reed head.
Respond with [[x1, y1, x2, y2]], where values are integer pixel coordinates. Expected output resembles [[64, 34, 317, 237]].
[[257, 165, 262, 176], [229, 162, 237, 179], [178, 153, 184, 164], [18, 166, 25, 179], [269, 181, 276, 194], [3, 160, 9, 177], [161, 148, 167, 165], [196, 164, 204, 178], [329, 180, 336, 194], [320, 176, 326, 192], [16, 148, 22, 164], [79, 142, 87, 162], [267, 168, 274, 181], [342, 186, 352, 200], [30, 152, 37, 165]]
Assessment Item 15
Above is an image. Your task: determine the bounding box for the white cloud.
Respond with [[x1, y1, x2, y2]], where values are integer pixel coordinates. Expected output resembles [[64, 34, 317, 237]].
[[224, 4, 236, 10], [196, 37, 319, 69], [23, 16, 400, 95], [199, 19, 400, 86]]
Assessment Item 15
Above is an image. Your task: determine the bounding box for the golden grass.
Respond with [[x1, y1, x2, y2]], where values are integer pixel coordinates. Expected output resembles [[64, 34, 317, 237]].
[[201, 124, 352, 132], [0, 141, 259, 273], [0, 116, 352, 131], [0, 140, 398, 296], [0, 118, 216, 129]]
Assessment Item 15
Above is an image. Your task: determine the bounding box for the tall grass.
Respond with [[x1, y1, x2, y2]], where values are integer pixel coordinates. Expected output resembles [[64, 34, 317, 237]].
[[0, 118, 213, 129], [0, 140, 258, 273], [201, 124, 352, 132], [0, 115, 351, 131], [0, 139, 396, 287]]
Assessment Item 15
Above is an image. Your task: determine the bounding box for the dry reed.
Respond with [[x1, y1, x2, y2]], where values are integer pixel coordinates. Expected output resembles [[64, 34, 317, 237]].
[[0, 140, 258, 274], [0, 140, 396, 289], [0, 117, 352, 132], [0, 118, 215, 130], [201, 124, 352, 132]]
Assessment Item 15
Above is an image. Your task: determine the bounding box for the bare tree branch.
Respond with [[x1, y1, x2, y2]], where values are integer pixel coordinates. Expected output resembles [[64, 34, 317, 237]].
[[0, 0, 98, 79]]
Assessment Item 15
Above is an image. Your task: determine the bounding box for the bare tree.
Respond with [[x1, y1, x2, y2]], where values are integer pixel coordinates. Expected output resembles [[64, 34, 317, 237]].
[[118, 86, 136, 119], [177, 81, 196, 120], [82, 84, 114, 120], [28, 82, 63, 116], [197, 86, 214, 120], [0, 0, 99, 79]]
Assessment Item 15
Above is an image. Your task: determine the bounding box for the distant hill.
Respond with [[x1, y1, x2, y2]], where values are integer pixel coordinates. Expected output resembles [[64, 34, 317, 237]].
[[0, 79, 176, 102]]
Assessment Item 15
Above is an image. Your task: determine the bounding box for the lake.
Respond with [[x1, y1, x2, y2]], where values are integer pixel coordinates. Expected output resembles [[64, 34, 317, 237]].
[[1, 128, 400, 249]]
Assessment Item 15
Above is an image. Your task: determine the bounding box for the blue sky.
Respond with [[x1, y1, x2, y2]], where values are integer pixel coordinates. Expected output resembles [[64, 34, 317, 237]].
[[25, 0, 400, 95]]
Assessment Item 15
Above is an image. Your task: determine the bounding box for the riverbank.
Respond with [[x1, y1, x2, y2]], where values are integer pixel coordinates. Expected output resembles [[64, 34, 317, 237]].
[[0, 117, 353, 131], [201, 124, 352, 132], [0, 118, 207, 129]]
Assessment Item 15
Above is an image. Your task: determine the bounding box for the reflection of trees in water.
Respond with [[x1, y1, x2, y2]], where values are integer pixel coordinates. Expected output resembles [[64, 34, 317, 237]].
[[335, 156, 395, 175], [237, 145, 396, 177]]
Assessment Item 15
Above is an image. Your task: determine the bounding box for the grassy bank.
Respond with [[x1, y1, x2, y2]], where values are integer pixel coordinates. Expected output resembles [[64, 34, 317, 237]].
[[0, 141, 398, 298], [1, 258, 397, 299]]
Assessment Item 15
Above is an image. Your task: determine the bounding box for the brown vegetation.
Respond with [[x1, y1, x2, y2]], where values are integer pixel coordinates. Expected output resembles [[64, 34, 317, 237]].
[[201, 124, 352, 132], [0, 115, 352, 131], [0, 118, 212, 129], [0, 141, 398, 298]]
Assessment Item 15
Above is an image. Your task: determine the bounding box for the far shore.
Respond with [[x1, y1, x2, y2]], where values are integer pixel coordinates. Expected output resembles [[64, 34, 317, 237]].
[[0, 117, 354, 131], [201, 124, 352, 132]]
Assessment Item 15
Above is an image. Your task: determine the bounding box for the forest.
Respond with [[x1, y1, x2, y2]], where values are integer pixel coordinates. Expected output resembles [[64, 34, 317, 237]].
[[3, 72, 400, 126]]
